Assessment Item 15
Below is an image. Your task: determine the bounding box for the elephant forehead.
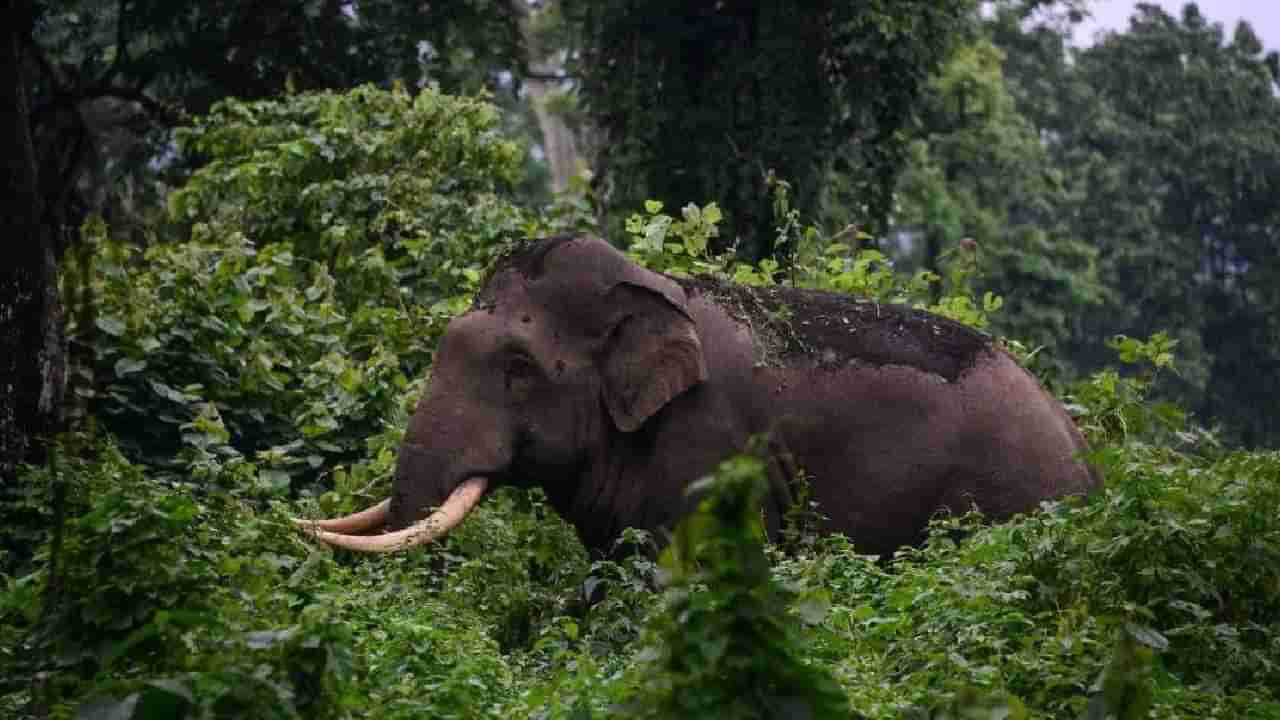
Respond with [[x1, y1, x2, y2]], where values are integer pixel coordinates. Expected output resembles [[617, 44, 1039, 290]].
[[482, 236, 623, 291], [449, 303, 528, 341], [480, 234, 630, 302], [538, 236, 630, 285], [478, 272, 613, 336], [450, 293, 596, 359], [439, 311, 504, 355]]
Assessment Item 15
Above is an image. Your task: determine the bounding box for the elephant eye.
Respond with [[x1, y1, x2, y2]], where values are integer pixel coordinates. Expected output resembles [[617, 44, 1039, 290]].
[[505, 352, 538, 375]]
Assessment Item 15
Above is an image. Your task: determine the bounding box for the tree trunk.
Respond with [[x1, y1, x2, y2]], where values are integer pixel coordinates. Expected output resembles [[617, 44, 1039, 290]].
[[513, 0, 581, 194], [525, 68, 581, 193], [1, 0, 64, 484]]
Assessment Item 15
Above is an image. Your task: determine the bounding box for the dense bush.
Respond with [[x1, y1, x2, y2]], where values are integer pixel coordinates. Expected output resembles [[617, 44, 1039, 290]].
[[2, 439, 355, 719], [85, 85, 594, 497], [8, 427, 1277, 718], [783, 442, 1280, 717], [87, 219, 417, 495], [624, 452, 849, 719], [622, 187, 1002, 331]]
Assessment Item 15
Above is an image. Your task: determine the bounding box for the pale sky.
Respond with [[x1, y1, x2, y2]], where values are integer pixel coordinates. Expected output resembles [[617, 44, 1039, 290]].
[[1073, 0, 1280, 50]]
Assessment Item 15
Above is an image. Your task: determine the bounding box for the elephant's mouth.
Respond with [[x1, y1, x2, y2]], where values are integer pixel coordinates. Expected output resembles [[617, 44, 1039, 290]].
[[294, 476, 489, 553]]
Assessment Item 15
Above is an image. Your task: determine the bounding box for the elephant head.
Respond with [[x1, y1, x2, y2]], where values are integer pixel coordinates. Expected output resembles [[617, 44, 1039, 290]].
[[297, 235, 708, 551]]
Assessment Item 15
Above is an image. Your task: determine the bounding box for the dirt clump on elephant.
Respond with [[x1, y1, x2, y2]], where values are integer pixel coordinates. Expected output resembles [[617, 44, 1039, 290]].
[[297, 234, 1100, 558], [672, 276, 989, 378]]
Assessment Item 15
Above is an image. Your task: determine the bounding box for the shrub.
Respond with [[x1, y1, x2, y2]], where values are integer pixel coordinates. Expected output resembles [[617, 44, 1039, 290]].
[[624, 451, 850, 719], [621, 186, 1002, 330], [1, 438, 356, 719], [87, 85, 555, 496]]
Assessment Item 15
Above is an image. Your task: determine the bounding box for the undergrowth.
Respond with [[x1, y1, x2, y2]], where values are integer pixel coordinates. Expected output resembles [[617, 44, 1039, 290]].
[[7, 424, 1276, 718]]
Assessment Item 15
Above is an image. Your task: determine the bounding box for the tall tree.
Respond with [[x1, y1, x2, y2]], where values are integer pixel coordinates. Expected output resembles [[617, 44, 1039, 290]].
[[891, 37, 1105, 353], [515, 0, 582, 194], [1073, 4, 1280, 444], [560, 0, 977, 259], [1, 0, 63, 482], [992, 2, 1280, 444]]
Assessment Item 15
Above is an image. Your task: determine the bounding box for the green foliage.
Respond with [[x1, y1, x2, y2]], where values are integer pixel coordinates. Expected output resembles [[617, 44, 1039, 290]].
[[622, 200, 737, 278], [891, 36, 1105, 352], [2, 438, 356, 719], [88, 218, 416, 489], [30, 1, 525, 113], [88, 86, 549, 487], [312, 560, 521, 720], [1, 434, 601, 719], [1014, 444, 1280, 696], [0, 86, 599, 717], [1067, 332, 1186, 446], [766, 439, 1280, 718], [18, 0, 531, 277], [988, 3, 1280, 446], [10, 424, 1277, 718], [561, 0, 978, 257], [622, 190, 1004, 330], [627, 451, 850, 719], [168, 84, 529, 306]]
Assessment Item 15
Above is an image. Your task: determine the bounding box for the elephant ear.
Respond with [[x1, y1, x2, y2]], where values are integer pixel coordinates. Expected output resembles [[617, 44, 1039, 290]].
[[601, 281, 708, 432]]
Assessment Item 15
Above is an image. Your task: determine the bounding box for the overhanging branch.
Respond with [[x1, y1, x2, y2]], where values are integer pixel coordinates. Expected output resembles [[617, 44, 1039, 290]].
[[84, 83, 185, 125]]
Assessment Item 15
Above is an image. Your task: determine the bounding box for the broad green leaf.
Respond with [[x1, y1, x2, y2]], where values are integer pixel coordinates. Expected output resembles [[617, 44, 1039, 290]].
[[114, 358, 147, 376], [97, 316, 126, 336]]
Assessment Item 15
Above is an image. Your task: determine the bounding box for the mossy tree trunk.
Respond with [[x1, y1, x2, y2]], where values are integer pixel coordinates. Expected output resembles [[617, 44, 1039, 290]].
[[1, 0, 64, 483]]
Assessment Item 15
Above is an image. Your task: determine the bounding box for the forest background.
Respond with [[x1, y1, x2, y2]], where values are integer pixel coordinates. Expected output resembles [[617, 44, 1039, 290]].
[[1, 1, 1279, 718]]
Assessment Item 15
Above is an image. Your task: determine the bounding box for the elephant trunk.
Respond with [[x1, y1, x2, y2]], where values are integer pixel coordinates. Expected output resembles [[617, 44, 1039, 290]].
[[295, 476, 488, 553]]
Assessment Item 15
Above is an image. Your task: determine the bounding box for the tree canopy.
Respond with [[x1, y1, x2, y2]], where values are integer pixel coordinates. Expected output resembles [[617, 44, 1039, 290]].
[[561, 0, 978, 259], [988, 2, 1280, 444]]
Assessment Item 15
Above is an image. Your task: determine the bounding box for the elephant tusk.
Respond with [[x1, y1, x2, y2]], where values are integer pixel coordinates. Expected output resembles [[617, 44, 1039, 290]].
[[298, 477, 488, 553], [292, 498, 391, 534]]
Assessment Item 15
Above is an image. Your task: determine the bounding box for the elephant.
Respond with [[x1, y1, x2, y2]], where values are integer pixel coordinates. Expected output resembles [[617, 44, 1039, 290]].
[[298, 234, 1099, 558]]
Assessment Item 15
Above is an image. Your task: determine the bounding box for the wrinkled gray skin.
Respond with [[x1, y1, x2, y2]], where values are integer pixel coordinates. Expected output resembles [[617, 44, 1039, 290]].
[[389, 235, 1099, 557]]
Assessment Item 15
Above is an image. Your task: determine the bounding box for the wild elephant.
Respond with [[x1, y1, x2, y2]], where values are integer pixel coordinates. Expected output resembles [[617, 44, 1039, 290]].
[[297, 234, 1099, 557]]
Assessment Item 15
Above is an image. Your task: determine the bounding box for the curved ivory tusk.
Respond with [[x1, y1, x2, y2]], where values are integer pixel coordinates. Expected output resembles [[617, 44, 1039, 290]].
[[298, 477, 488, 553], [292, 498, 391, 534]]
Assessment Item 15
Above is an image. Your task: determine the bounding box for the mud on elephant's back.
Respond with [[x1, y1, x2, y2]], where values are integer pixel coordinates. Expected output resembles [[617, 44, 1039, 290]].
[[674, 275, 990, 378]]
